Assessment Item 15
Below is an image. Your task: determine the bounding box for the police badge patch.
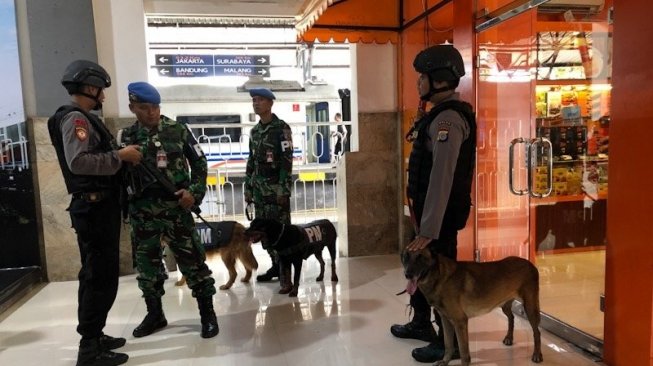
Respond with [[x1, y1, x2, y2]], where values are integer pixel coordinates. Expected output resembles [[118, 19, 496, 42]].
[[437, 129, 449, 141], [437, 121, 450, 142], [74, 118, 88, 141]]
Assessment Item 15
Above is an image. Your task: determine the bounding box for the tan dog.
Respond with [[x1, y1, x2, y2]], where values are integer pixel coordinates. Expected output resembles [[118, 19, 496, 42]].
[[175, 222, 258, 290], [401, 248, 543, 366]]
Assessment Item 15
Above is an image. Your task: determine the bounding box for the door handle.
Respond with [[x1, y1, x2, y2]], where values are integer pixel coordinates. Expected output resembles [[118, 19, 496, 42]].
[[528, 137, 553, 198], [509, 137, 529, 195]]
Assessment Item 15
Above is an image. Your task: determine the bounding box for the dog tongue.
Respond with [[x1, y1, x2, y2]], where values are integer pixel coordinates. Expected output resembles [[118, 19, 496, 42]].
[[406, 278, 418, 295]]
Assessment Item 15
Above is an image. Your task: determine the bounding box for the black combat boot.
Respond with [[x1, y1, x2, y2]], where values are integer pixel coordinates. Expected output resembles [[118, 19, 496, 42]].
[[411, 318, 460, 363], [132, 297, 168, 337], [390, 309, 437, 342], [256, 257, 279, 282], [76, 338, 128, 366], [98, 334, 126, 350], [411, 339, 461, 363], [197, 296, 219, 338]]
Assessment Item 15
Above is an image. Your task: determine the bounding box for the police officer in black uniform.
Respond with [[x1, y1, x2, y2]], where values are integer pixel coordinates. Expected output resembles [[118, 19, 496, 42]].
[[48, 60, 142, 366], [390, 45, 476, 363]]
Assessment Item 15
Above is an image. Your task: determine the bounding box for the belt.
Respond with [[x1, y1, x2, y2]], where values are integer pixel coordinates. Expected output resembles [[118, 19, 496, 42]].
[[72, 190, 112, 203]]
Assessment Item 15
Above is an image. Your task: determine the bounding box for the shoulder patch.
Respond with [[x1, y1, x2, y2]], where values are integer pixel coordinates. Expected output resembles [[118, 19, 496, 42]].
[[74, 118, 89, 141], [437, 122, 450, 142], [193, 143, 204, 157]]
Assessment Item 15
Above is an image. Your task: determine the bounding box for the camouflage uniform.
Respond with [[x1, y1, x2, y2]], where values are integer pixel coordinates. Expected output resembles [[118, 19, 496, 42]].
[[245, 113, 293, 229], [121, 115, 216, 299]]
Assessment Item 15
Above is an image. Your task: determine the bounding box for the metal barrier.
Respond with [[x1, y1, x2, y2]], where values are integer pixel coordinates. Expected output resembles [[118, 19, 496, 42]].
[[191, 121, 352, 225], [0, 137, 28, 171]]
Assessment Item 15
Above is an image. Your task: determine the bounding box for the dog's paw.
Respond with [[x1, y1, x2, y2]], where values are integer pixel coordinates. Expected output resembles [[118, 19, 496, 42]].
[[241, 278, 250, 283], [219, 284, 232, 290], [316, 276, 324, 282], [289, 289, 298, 297], [502, 336, 513, 346], [531, 352, 543, 363], [279, 286, 292, 295], [331, 275, 339, 282]]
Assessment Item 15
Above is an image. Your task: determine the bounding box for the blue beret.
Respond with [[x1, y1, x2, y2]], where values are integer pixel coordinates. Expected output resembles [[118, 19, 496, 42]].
[[249, 88, 275, 100], [128, 82, 161, 104]]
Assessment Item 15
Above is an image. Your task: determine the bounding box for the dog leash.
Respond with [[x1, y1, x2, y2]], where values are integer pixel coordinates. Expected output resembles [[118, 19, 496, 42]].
[[245, 202, 255, 221], [268, 224, 285, 247]]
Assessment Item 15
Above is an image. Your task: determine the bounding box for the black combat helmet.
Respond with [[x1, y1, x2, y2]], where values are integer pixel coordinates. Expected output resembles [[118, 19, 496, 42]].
[[61, 60, 111, 95], [413, 44, 465, 81]]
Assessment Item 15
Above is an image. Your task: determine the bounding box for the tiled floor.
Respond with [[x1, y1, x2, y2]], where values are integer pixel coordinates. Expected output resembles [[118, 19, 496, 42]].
[[0, 247, 604, 365], [537, 250, 605, 339]]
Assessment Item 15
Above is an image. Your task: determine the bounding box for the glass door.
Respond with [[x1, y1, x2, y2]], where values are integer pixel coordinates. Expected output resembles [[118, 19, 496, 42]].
[[475, 10, 536, 262], [475, 1, 612, 356]]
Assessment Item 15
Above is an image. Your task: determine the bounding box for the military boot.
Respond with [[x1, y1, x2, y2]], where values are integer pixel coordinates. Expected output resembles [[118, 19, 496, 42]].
[[197, 296, 219, 338], [256, 257, 279, 282], [132, 297, 167, 337], [411, 321, 460, 363], [390, 309, 437, 342], [76, 338, 128, 366], [98, 334, 126, 350]]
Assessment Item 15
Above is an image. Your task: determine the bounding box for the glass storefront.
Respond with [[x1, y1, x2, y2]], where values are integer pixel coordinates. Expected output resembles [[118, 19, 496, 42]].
[[474, 0, 612, 355]]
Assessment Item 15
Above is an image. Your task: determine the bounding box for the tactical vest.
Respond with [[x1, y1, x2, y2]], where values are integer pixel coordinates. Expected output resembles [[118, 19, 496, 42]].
[[407, 100, 477, 230], [47, 105, 117, 194]]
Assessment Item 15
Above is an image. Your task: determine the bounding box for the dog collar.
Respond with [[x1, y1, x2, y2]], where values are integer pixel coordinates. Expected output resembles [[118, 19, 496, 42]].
[[269, 224, 285, 247]]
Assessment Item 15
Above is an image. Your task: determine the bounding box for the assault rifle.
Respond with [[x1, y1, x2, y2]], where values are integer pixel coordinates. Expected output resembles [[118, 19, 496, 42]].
[[137, 160, 215, 229]]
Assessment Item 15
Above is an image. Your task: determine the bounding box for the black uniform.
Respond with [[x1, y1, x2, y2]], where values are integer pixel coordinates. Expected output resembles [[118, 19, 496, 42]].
[[48, 103, 123, 340], [406, 95, 476, 321]]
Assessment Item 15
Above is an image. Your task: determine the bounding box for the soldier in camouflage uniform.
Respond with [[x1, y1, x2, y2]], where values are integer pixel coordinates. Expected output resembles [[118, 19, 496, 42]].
[[119, 82, 218, 339], [244, 88, 293, 291]]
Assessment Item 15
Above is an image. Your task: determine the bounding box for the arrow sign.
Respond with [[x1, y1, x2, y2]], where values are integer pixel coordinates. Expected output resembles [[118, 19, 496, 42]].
[[257, 68, 267, 76], [152, 66, 172, 75], [155, 54, 173, 65]]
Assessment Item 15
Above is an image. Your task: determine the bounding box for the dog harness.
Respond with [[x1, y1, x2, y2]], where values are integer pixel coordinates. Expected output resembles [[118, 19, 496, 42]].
[[276, 220, 334, 258]]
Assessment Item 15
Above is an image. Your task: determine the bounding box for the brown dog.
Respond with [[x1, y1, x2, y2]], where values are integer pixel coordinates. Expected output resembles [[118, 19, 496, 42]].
[[175, 221, 258, 290], [402, 248, 543, 366]]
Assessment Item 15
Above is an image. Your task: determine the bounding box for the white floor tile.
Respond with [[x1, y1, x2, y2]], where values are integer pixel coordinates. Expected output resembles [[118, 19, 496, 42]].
[[0, 253, 603, 365]]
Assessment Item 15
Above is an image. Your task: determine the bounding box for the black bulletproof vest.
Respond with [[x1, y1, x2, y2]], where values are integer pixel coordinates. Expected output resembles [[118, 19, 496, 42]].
[[407, 100, 477, 230], [47, 105, 117, 194]]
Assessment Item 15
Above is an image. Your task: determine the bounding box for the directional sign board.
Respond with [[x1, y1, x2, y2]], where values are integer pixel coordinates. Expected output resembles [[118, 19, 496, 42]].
[[153, 66, 214, 77], [152, 54, 271, 78], [214, 66, 269, 77], [214, 55, 269, 66]]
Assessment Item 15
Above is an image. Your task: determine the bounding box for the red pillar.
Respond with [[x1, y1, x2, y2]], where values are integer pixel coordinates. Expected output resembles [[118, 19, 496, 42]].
[[604, 0, 653, 364]]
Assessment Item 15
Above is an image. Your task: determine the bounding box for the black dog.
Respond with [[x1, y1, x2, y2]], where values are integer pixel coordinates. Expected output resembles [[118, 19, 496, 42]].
[[245, 218, 339, 297]]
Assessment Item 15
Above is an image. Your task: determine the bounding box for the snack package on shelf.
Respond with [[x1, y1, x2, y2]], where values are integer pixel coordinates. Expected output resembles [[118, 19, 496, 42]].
[[536, 90, 548, 118], [566, 168, 583, 195], [547, 91, 562, 117]]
